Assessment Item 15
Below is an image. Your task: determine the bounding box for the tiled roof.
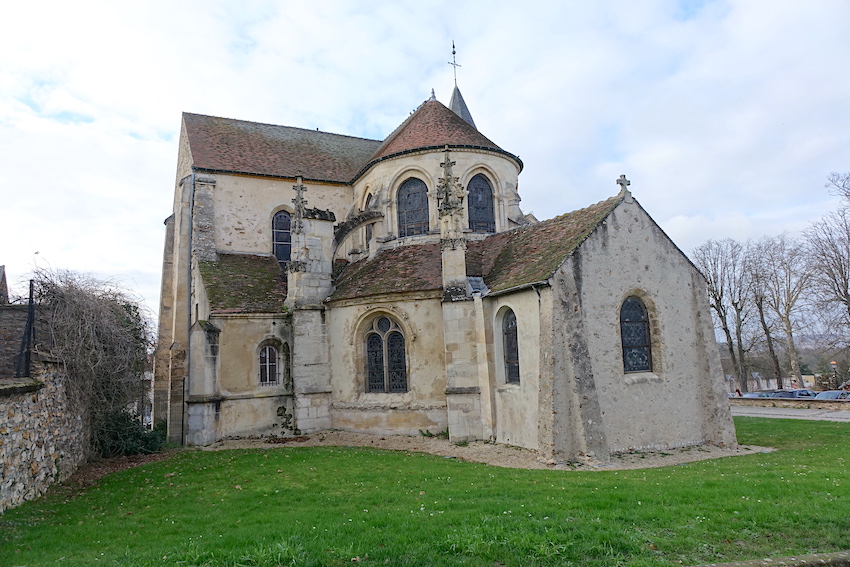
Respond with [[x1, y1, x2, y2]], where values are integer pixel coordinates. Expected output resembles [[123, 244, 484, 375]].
[[329, 194, 624, 301], [365, 100, 516, 165], [468, 194, 624, 293], [198, 254, 288, 314], [183, 113, 382, 183], [330, 243, 443, 301]]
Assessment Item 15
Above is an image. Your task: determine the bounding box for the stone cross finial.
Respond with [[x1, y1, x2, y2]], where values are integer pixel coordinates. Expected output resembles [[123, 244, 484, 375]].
[[616, 174, 630, 191], [437, 145, 462, 217], [292, 176, 308, 233]]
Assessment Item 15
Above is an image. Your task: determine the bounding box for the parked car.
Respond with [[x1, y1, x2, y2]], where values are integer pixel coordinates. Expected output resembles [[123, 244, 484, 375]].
[[770, 389, 816, 398], [742, 390, 775, 398], [815, 390, 850, 400]]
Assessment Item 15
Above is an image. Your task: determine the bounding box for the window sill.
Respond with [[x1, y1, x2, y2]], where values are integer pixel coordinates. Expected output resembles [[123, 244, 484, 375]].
[[623, 372, 662, 385]]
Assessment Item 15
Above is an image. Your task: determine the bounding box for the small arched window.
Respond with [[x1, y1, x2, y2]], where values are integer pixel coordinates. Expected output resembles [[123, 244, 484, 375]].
[[397, 178, 429, 237], [503, 309, 520, 383], [272, 210, 291, 265], [365, 316, 407, 393], [620, 296, 652, 373], [468, 174, 495, 233], [259, 343, 279, 385]]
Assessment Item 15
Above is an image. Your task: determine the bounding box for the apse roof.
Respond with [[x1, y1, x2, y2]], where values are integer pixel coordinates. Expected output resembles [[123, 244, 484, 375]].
[[329, 194, 624, 301]]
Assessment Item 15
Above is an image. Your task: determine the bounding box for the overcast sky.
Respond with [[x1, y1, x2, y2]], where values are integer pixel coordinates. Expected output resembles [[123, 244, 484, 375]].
[[2, 0, 848, 318]]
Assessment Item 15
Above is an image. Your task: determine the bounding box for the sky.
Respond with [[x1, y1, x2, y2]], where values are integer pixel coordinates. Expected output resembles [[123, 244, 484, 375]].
[[1, 0, 849, 319]]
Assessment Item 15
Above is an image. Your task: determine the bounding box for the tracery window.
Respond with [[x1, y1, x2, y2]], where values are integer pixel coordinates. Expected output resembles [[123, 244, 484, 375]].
[[620, 296, 652, 373], [272, 210, 291, 264], [467, 174, 495, 233], [397, 178, 429, 237], [365, 316, 407, 393], [259, 344, 279, 385], [503, 309, 520, 383]]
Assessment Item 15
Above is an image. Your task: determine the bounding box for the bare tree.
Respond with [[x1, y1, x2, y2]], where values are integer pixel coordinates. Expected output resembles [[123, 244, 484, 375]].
[[691, 238, 752, 391], [826, 172, 850, 201], [33, 268, 155, 457], [804, 206, 850, 334], [746, 241, 784, 389], [753, 234, 810, 388]]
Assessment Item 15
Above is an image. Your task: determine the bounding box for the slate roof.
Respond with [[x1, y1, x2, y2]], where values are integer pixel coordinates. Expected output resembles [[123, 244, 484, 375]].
[[183, 113, 382, 183], [329, 194, 624, 301], [367, 99, 511, 164], [198, 254, 288, 314]]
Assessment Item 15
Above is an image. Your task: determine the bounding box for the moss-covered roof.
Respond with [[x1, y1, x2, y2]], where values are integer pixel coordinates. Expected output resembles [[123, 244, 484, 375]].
[[468, 194, 623, 293], [198, 254, 288, 314], [329, 194, 624, 301], [330, 243, 443, 301]]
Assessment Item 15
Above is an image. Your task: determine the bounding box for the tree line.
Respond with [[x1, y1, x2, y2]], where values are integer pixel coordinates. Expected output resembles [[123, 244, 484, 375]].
[[691, 172, 850, 393]]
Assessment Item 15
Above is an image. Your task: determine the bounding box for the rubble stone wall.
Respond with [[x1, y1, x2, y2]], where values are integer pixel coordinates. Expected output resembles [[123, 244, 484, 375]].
[[0, 364, 88, 513]]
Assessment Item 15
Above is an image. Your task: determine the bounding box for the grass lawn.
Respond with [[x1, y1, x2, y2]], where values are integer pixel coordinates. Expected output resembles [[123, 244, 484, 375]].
[[2, 417, 848, 566]]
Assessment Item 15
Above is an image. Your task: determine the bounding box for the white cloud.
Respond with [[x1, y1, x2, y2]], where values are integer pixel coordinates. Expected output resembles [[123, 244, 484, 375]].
[[1, 0, 849, 318]]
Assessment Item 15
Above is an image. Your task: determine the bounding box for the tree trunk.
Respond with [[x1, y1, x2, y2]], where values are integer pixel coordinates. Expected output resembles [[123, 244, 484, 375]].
[[756, 298, 782, 389]]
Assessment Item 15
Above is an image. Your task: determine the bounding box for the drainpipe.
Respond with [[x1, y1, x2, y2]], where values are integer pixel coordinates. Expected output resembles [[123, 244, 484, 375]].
[[183, 172, 196, 445]]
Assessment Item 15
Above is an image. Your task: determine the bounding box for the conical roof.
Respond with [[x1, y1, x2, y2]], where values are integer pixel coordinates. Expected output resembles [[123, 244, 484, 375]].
[[365, 99, 515, 165], [449, 86, 476, 129]]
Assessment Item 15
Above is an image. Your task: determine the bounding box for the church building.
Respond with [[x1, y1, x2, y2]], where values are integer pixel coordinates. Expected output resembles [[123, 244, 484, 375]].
[[154, 85, 736, 463]]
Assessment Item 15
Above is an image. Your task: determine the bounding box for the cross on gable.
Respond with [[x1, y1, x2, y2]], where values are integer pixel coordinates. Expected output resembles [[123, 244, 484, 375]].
[[616, 174, 630, 191]]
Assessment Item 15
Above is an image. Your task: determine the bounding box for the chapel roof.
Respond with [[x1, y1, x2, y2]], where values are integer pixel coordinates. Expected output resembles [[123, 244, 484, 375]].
[[197, 253, 288, 314], [329, 193, 624, 301], [182, 113, 382, 183]]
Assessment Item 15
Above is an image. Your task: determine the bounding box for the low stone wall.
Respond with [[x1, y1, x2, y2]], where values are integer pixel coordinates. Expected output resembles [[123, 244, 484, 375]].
[[729, 397, 850, 410], [0, 364, 88, 513]]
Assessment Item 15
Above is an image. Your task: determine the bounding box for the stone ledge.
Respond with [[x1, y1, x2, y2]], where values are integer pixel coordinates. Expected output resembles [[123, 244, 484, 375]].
[[694, 550, 850, 566], [730, 398, 850, 410], [0, 379, 43, 397]]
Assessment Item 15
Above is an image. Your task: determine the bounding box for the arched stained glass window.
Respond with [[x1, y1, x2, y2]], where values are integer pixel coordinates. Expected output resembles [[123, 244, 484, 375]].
[[620, 296, 652, 373], [467, 174, 495, 233], [365, 316, 408, 393], [503, 309, 520, 383], [272, 210, 292, 264], [397, 178, 429, 237], [259, 344, 279, 385]]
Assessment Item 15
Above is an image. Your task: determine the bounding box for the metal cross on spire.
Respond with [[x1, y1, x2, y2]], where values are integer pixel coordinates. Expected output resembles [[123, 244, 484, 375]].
[[448, 41, 461, 87]]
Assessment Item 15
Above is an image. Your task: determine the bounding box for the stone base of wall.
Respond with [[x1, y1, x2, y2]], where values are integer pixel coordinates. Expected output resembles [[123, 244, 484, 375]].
[[0, 365, 88, 513]]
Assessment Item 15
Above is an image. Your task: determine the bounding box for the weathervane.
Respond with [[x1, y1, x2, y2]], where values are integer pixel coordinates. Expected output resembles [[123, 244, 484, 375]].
[[448, 41, 460, 87]]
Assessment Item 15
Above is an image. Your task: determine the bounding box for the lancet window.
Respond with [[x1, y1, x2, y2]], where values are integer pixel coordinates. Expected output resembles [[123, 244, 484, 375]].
[[467, 174, 495, 233], [272, 210, 292, 264], [503, 309, 520, 383], [620, 296, 652, 373], [397, 178, 429, 237], [259, 343, 279, 386], [365, 316, 408, 393]]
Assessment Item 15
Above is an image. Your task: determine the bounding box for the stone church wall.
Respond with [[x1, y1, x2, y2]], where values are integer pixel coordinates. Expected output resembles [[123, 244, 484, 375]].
[[0, 364, 87, 512], [212, 174, 352, 257], [326, 295, 449, 436], [552, 198, 735, 456], [486, 290, 542, 450]]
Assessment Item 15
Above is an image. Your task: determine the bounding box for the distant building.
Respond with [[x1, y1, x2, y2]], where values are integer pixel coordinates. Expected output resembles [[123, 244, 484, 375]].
[[154, 86, 735, 462]]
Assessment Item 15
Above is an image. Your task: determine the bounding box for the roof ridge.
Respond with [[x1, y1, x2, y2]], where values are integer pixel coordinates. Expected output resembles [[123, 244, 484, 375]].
[[182, 112, 382, 144]]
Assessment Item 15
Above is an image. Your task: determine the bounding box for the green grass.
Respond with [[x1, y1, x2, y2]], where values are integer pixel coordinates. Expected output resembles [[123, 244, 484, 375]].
[[2, 417, 848, 566]]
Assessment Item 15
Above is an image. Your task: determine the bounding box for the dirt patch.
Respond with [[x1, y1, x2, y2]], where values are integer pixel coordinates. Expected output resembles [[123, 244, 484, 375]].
[[202, 431, 772, 471], [63, 432, 772, 487]]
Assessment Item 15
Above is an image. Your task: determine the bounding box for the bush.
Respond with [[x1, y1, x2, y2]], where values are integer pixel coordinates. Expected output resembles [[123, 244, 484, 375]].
[[98, 410, 165, 457]]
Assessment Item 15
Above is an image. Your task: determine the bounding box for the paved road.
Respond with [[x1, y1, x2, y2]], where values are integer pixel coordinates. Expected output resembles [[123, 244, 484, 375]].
[[731, 405, 850, 422]]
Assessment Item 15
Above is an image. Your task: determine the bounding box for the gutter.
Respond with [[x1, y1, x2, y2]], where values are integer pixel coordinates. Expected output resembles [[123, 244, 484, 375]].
[[486, 280, 550, 298]]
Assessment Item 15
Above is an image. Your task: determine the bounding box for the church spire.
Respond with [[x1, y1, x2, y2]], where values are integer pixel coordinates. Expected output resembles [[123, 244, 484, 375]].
[[447, 42, 476, 129]]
